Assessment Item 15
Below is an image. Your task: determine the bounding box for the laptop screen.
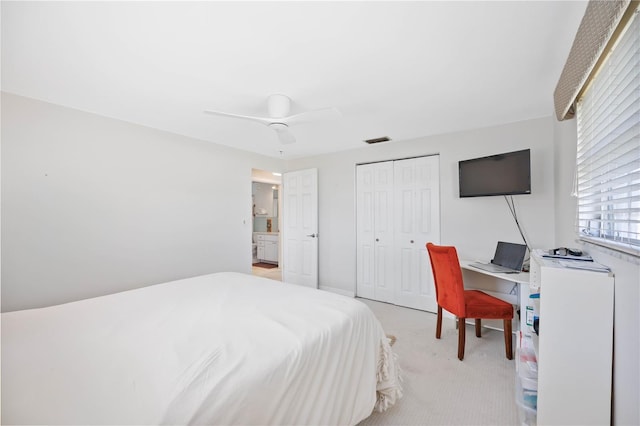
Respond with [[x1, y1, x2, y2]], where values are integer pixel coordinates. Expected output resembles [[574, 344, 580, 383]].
[[491, 241, 527, 270]]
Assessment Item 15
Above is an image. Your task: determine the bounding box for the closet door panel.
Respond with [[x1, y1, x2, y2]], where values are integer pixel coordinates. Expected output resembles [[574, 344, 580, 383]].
[[416, 185, 434, 302], [394, 156, 439, 312], [372, 162, 395, 303], [418, 247, 432, 296], [419, 157, 440, 311], [394, 158, 420, 309], [356, 165, 376, 300]]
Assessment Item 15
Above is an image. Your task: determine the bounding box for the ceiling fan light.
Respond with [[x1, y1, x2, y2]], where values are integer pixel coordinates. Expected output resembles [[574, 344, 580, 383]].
[[269, 122, 288, 132], [269, 123, 296, 144]]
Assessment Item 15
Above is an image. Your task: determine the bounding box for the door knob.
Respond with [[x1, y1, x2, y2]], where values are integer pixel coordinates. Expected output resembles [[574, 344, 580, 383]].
[[410, 240, 414, 243], [307, 233, 317, 238], [375, 238, 379, 242]]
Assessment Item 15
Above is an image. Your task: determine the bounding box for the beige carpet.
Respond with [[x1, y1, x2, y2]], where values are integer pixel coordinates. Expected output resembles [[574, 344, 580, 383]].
[[359, 298, 520, 426]]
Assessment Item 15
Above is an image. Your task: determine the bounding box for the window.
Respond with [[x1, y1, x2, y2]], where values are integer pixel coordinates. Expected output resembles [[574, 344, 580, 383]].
[[576, 7, 640, 256]]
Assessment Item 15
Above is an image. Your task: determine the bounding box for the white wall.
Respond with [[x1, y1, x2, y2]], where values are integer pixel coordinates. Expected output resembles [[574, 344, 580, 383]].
[[553, 118, 639, 426], [1, 93, 283, 311], [286, 116, 556, 295]]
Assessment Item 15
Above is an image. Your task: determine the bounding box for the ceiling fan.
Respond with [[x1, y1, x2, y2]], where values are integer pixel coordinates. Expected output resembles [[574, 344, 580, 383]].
[[204, 94, 340, 145]]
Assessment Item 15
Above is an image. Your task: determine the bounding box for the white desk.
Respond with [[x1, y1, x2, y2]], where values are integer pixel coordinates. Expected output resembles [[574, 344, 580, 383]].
[[459, 260, 530, 333]]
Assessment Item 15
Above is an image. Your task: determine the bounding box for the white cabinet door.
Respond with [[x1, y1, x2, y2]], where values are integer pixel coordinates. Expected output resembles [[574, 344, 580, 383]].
[[356, 162, 395, 303], [393, 156, 439, 312], [264, 240, 278, 262]]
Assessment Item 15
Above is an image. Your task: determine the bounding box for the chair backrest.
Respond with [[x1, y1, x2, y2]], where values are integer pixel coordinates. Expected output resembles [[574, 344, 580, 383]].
[[426, 243, 466, 317]]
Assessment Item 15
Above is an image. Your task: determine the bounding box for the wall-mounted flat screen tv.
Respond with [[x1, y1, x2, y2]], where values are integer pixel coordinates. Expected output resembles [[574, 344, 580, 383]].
[[459, 149, 531, 197]]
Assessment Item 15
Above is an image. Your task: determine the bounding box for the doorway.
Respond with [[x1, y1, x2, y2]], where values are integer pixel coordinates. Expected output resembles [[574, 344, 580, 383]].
[[251, 168, 282, 281]]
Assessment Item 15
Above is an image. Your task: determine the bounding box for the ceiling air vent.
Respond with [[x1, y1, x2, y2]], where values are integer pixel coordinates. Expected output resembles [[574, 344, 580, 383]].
[[364, 136, 391, 144]]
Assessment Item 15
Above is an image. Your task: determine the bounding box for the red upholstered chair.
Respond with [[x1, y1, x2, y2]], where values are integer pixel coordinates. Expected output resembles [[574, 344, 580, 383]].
[[426, 242, 513, 361]]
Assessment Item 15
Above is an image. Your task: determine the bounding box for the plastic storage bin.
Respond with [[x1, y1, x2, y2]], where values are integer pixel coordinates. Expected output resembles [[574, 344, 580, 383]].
[[516, 346, 538, 392], [515, 342, 538, 425], [515, 375, 538, 425]]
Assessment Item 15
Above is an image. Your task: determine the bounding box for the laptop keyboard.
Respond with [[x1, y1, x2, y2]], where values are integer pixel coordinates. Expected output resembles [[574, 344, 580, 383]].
[[469, 262, 521, 274]]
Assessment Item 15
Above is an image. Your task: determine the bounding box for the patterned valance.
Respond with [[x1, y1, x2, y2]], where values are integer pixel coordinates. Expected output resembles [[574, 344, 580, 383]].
[[553, 0, 632, 121]]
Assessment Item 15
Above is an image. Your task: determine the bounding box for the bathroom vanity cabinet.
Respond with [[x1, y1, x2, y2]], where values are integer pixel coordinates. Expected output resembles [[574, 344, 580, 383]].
[[256, 233, 279, 263]]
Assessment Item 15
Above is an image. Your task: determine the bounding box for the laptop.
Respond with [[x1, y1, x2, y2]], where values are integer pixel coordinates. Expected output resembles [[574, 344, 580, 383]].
[[470, 241, 527, 274]]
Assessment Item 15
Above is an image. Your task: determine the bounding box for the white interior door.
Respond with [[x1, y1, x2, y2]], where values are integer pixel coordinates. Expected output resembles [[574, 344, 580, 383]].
[[356, 162, 395, 303], [394, 156, 440, 312], [282, 168, 318, 288]]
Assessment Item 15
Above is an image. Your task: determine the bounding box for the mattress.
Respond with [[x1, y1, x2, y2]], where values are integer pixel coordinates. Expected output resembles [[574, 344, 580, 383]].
[[1, 272, 401, 425]]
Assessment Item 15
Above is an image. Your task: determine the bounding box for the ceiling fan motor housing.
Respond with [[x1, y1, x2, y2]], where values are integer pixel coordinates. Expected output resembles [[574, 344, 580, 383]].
[[267, 94, 291, 118]]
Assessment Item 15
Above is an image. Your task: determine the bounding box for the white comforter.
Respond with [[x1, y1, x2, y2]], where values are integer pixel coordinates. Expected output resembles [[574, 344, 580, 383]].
[[1, 272, 401, 425]]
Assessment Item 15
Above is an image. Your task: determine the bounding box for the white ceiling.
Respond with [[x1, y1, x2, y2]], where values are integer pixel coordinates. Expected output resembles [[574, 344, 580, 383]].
[[1, 1, 587, 160]]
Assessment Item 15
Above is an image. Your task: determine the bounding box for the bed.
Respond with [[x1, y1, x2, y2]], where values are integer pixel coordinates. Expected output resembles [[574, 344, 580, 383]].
[[1, 272, 401, 425]]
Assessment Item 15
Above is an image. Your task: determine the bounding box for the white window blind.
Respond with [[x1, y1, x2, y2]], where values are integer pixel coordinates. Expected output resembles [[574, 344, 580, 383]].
[[576, 6, 640, 256]]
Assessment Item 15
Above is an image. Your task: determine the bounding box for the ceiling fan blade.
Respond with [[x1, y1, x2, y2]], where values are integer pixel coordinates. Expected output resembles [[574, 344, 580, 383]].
[[270, 123, 296, 144], [283, 107, 341, 125], [205, 96, 339, 145], [203, 110, 272, 125]]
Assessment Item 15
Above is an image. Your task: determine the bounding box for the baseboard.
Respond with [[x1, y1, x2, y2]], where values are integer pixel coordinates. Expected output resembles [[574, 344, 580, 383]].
[[319, 285, 355, 298]]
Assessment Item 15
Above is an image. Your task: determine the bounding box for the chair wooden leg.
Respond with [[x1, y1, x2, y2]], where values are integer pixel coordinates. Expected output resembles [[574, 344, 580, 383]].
[[504, 319, 513, 360], [458, 317, 466, 360], [436, 306, 443, 339], [475, 319, 482, 337]]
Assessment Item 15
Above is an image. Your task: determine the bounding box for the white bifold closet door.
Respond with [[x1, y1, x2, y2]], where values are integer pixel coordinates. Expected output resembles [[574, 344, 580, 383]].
[[356, 155, 440, 312]]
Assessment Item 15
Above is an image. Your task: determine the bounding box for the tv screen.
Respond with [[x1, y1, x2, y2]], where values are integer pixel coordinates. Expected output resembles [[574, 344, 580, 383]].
[[459, 149, 531, 197]]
